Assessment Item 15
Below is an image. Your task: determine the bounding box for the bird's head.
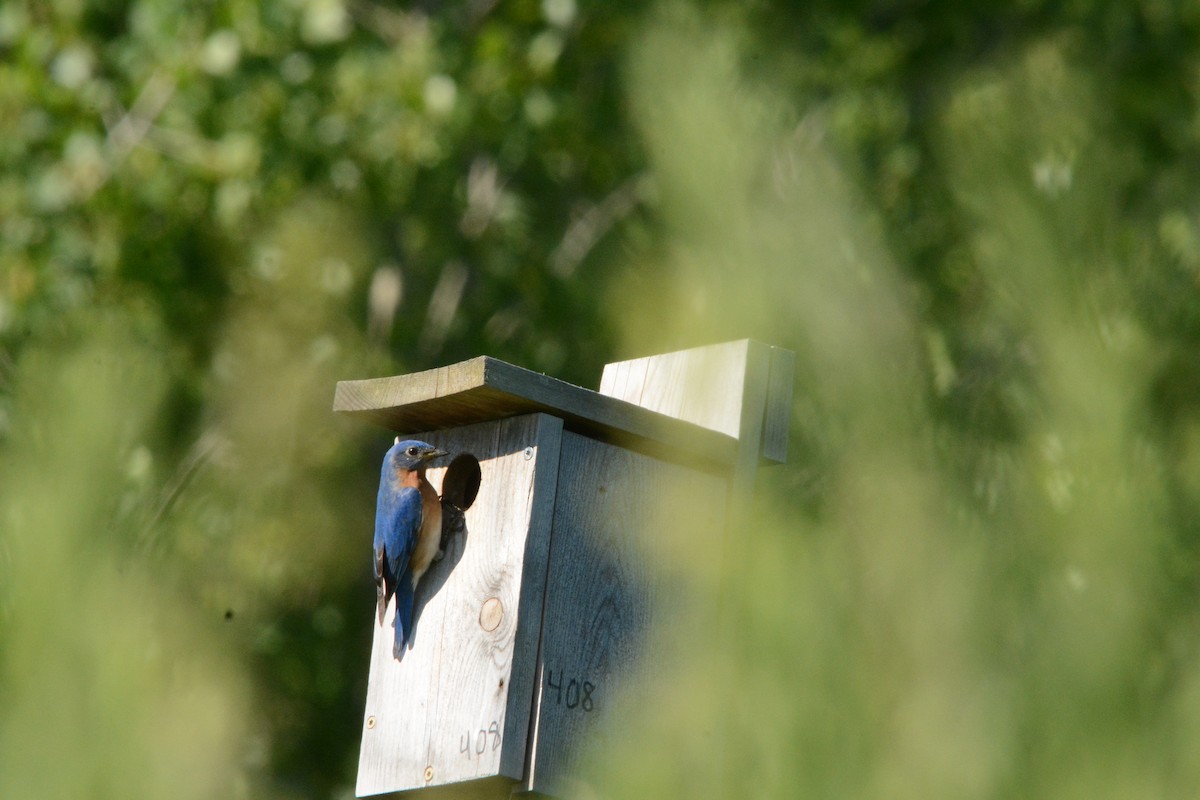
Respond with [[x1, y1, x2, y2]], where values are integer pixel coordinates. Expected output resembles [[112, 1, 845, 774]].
[[387, 437, 448, 472]]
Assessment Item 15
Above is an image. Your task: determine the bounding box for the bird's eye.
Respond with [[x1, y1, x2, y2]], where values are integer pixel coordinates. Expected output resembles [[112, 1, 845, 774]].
[[406, 446, 419, 457]]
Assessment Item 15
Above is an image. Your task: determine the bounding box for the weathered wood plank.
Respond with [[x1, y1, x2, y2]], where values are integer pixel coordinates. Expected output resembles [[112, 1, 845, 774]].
[[522, 432, 727, 796], [333, 357, 737, 472], [599, 340, 792, 465], [595, 349, 648, 407], [356, 414, 561, 797], [600, 342, 745, 439]]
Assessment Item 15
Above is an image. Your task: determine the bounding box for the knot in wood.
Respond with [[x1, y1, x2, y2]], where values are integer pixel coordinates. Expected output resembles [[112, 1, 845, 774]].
[[479, 597, 504, 632]]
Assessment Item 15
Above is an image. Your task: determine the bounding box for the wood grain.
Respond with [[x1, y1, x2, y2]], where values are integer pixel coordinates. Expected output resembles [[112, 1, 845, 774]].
[[356, 414, 562, 797], [333, 356, 737, 472]]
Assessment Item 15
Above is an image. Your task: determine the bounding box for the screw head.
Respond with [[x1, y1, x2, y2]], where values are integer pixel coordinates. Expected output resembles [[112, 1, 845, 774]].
[[523, 446, 534, 460], [424, 766, 434, 782], [366, 715, 376, 730]]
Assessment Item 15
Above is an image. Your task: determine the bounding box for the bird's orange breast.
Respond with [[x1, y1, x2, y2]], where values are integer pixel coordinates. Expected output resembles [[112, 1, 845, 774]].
[[409, 475, 442, 584]]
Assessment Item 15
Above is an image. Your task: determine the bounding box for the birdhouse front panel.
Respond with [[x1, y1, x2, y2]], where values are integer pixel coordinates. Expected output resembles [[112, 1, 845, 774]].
[[356, 413, 563, 797]]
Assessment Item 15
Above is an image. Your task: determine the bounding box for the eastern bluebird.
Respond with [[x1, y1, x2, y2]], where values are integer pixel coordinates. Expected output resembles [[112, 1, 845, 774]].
[[374, 437, 446, 659]]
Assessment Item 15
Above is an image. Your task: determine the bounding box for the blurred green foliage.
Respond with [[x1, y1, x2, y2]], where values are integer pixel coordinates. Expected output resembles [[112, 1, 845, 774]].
[[4, 0, 1200, 798]]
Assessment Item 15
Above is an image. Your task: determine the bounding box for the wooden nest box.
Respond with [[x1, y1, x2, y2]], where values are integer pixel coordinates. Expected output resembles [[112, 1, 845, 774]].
[[333, 340, 793, 797]]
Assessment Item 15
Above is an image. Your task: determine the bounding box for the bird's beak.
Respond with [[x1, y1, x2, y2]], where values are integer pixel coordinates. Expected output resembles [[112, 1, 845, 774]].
[[424, 448, 448, 462]]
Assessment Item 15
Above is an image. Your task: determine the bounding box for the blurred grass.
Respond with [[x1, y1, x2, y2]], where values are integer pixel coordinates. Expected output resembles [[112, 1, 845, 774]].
[[583, 8, 1200, 800], [0, 312, 251, 799], [0, 192, 386, 797]]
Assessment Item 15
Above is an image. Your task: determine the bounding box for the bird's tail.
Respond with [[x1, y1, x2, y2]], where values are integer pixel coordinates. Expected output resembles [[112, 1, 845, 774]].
[[393, 581, 415, 660]]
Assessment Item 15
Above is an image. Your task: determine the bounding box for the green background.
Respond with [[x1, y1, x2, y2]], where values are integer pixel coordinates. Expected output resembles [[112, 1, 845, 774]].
[[4, 1, 1200, 797]]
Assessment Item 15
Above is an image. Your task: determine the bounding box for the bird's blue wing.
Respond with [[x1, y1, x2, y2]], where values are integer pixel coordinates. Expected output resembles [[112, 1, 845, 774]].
[[374, 485, 423, 655]]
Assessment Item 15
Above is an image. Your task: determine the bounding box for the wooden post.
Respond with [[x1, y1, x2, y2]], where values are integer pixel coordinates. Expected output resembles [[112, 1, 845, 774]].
[[333, 340, 792, 798]]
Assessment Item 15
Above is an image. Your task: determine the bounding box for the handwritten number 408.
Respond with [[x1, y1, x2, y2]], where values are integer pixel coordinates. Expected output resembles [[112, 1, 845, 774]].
[[460, 721, 501, 760], [545, 669, 594, 712]]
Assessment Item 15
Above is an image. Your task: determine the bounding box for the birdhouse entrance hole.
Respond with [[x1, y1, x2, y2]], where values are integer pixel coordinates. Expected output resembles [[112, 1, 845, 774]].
[[438, 452, 481, 557], [442, 453, 481, 511]]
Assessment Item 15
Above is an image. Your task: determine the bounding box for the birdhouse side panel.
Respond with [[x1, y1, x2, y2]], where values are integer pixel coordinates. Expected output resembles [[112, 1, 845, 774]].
[[356, 413, 562, 797], [524, 431, 728, 796]]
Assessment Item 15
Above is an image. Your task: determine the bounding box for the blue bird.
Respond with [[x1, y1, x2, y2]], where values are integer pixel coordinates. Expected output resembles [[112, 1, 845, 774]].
[[374, 437, 447, 659]]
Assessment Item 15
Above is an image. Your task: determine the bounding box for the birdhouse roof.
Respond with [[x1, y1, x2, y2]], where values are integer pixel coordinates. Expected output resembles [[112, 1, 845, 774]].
[[333, 356, 737, 471]]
